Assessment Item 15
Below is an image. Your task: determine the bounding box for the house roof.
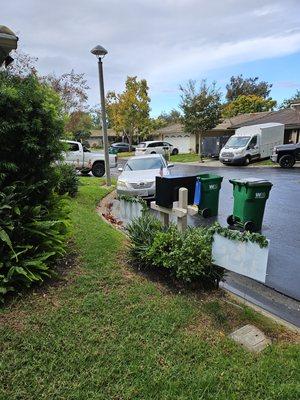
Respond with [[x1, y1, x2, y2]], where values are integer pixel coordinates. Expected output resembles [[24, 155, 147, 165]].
[[231, 107, 300, 129], [153, 113, 270, 136], [213, 112, 270, 131], [90, 129, 118, 138], [154, 123, 185, 136]]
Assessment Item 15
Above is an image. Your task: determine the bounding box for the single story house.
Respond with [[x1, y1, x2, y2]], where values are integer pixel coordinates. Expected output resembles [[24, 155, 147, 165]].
[[0, 25, 18, 67], [153, 104, 300, 154], [87, 129, 120, 148], [153, 112, 270, 154], [231, 103, 300, 144]]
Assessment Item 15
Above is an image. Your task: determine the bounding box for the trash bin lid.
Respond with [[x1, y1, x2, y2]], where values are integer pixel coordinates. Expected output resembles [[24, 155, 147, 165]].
[[229, 178, 272, 187]]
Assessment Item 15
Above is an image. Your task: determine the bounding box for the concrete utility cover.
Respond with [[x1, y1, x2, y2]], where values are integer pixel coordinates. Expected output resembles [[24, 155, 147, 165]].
[[229, 324, 271, 352]]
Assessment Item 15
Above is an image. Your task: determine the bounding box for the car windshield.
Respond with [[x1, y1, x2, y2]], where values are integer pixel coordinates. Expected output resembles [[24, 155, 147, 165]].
[[124, 157, 166, 171], [137, 142, 146, 148], [225, 136, 250, 148]]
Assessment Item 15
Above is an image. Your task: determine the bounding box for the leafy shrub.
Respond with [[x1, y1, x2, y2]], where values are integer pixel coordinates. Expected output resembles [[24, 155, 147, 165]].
[[127, 215, 224, 286], [0, 72, 67, 300], [148, 226, 223, 284], [55, 163, 79, 197], [0, 183, 68, 296], [126, 213, 163, 264]]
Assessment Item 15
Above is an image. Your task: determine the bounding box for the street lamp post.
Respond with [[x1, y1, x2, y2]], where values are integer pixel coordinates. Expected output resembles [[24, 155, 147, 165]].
[[91, 45, 111, 186]]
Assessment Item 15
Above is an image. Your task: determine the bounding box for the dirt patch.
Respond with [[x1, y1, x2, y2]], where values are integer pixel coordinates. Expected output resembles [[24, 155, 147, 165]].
[[0, 309, 27, 332], [96, 190, 124, 230]]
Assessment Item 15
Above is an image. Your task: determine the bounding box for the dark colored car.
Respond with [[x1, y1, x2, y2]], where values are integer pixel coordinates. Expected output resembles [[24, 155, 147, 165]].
[[271, 142, 300, 168], [110, 142, 135, 153]]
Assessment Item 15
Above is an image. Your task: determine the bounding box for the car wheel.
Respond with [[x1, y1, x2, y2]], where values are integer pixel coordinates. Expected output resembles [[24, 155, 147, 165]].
[[92, 161, 105, 177], [172, 148, 179, 155], [279, 154, 295, 168], [150, 151, 156, 154], [244, 156, 250, 166]]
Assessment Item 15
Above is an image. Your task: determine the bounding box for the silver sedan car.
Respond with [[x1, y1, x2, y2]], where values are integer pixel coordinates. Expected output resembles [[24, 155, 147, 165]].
[[117, 154, 173, 199]]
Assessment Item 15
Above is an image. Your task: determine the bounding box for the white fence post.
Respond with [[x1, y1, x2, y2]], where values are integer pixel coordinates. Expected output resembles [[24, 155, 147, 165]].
[[177, 188, 188, 232]]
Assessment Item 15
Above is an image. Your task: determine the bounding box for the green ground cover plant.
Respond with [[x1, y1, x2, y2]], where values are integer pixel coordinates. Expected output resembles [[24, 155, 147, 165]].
[[209, 222, 269, 248], [0, 177, 299, 399]]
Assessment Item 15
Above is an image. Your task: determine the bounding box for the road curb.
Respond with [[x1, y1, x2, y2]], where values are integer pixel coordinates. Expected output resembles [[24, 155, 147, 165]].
[[224, 288, 300, 334]]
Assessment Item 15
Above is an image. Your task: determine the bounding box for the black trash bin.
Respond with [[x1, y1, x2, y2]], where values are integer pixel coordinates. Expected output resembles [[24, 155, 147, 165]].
[[155, 175, 197, 208]]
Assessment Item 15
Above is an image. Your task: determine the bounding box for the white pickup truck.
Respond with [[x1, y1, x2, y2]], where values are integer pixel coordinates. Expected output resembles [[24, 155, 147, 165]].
[[61, 140, 117, 177]]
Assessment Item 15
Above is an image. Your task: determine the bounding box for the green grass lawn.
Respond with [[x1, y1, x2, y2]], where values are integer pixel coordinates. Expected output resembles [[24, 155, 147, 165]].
[[170, 153, 200, 163], [253, 159, 276, 166], [0, 177, 299, 399], [118, 151, 135, 158], [90, 148, 134, 158]]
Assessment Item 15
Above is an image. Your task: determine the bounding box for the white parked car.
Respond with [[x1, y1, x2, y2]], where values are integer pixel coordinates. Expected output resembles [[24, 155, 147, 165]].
[[117, 154, 173, 199], [61, 140, 117, 177], [135, 141, 178, 156]]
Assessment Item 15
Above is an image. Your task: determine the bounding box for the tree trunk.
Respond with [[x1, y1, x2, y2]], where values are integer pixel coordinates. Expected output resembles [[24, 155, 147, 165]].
[[198, 132, 203, 162], [124, 130, 131, 151], [128, 133, 132, 151]]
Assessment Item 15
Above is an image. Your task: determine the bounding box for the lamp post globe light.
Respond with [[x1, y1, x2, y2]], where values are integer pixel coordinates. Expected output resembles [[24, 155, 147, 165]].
[[91, 45, 111, 186]]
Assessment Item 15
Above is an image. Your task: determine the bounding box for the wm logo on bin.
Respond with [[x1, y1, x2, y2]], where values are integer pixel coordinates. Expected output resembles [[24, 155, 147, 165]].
[[209, 184, 218, 190], [255, 192, 266, 199]]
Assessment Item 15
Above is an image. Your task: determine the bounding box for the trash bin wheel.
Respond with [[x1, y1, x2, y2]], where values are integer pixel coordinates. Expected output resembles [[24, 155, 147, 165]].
[[244, 221, 255, 232], [202, 208, 210, 218], [227, 215, 235, 226]]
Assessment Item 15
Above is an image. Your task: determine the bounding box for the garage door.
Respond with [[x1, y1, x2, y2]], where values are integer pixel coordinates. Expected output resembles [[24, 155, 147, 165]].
[[164, 135, 190, 153]]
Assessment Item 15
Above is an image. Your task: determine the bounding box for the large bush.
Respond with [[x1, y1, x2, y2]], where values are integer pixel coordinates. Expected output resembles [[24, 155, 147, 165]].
[[55, 163, 79, 197], [127, 214, 224, 286], [0, 72, 67, 300]]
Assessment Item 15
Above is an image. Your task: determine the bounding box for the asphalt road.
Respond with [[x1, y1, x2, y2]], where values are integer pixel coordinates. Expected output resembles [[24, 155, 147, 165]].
[[113, 161, 300, 303]]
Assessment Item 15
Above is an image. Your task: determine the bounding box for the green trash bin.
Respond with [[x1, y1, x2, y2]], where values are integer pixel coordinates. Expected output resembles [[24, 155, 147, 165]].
[[196, 173, 223, 217], [227, 178, 273, 232]]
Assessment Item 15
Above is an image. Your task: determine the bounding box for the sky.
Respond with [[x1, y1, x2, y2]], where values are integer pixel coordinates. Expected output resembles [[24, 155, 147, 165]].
[[3, 0, 300, 116]]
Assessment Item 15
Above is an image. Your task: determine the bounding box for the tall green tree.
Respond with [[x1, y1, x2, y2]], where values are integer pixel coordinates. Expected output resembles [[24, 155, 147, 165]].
[[43, 70, 89, 114], [179, 80, 221, 161], [65, 111, 93, 142], [226, 75, 272, 101], [106, 76, 151, 148], [222, 95, 276, 118], [157, 109, 182, 125], [89, 105, 102, 128], [8, 51, 90, 115], [280, 90, 300, 109]]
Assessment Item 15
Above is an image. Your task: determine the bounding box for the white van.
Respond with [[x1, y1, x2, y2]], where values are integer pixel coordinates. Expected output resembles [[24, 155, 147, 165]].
[[219, 123, 284, 165]]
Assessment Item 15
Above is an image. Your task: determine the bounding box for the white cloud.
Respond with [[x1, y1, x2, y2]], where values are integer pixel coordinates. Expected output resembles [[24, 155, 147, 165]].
[[149, 30, 300, 85], [2, 0, 300, 109]]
